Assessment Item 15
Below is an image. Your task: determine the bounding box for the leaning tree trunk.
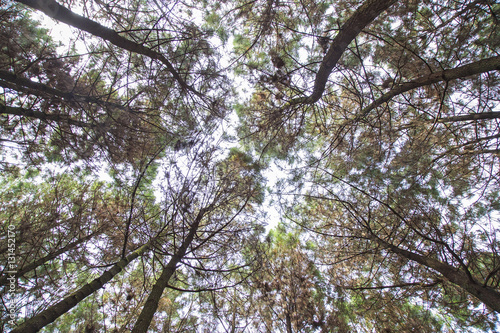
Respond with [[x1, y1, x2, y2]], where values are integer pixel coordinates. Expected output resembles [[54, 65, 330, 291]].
[[131, 208, 207, 333], [14, 0, 194, 94], [377, 237, 500, 313], [11, 243, 151, 333]]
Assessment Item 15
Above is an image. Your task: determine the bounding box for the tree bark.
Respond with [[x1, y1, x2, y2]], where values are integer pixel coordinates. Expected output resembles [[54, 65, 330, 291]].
[[11, 243, 151, 333], [376, 237, 500, 313], [285, 311, 293, 333], [361, 55, 500, 117], [131, 208, 207, 333], [437, 111, 500, 122], [288, 0, 397, 106], [14, 0, 197, 95]]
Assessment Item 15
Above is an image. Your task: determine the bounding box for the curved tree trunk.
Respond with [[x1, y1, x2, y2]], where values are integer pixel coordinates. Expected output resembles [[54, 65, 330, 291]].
[[14, 0, 196, 94], [288, 0, 397, 106]]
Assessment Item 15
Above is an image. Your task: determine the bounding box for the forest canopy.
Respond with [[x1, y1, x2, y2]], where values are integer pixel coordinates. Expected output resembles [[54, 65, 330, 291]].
[[1, 0, 500, 332]]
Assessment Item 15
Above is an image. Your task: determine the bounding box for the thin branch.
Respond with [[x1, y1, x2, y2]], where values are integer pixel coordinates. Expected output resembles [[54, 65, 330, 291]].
[[339, 279, 442, 291]]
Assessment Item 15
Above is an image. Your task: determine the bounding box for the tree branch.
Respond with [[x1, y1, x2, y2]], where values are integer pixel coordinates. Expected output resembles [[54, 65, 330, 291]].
[[14, 0, 199, 95], [360, 55, 500, 118], [339, 279, 442, 291], [0, 233, 96, 287], [0, 69, 140, 115], [287, 0, 397, 106], [0, 103, 94, 128], [11, 243, 151, 333], [437, 111, 500, 123]]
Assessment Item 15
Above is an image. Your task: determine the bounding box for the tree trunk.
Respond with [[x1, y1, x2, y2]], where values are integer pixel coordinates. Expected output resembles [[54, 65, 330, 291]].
[[11, 243, 151, 333], [288, 0, 397, 106], [285, 311, 293, 333], [131, 208, 207, 333], [377, 238, 500, 313]]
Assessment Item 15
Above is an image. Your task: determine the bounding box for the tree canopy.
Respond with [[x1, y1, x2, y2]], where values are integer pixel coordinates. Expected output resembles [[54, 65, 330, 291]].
[[1, 0, 499, 331]]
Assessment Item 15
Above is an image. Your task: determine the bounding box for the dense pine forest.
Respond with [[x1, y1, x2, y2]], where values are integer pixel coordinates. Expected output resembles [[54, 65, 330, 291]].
[[1, 0, 500, 331]]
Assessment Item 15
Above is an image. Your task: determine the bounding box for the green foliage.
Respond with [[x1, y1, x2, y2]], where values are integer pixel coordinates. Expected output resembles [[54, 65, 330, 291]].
[[2, 0, 500, 331]]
